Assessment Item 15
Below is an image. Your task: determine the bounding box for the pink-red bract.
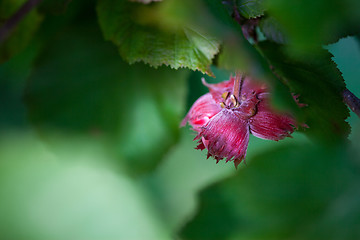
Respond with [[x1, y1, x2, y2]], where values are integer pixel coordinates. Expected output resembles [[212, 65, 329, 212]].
[[181, 75, 298, 168]]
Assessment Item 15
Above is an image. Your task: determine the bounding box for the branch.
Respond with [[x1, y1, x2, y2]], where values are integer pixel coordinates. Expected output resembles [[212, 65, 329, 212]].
[[0, 0, 43, 43], [343, 89, 360, 118]]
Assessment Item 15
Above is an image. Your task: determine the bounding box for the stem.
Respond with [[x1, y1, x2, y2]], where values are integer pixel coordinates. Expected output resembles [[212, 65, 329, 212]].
[[0, 0, 43, 43], [232, 4, 244, 25], [343, 89, 360, 118], [233, 72, 245, 101], [231, 3, 260, 43]]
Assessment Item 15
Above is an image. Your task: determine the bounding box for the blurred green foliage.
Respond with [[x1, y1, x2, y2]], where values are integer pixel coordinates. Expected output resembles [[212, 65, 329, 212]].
[[0, 133, 172, 240], [265, 0, 360, 52], [0, 0, 43, 63], [24, 22, 189, 175], [1, 0, 360, 239]]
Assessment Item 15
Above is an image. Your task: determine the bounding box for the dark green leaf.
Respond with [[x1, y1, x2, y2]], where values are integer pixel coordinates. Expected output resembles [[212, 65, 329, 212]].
[[181, 142, 360, 240], [257, 41, 350, 143], [96, 0, 219, 75]]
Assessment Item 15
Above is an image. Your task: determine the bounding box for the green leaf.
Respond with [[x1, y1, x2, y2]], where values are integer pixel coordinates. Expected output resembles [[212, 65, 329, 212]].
[[235, 0, 266, 19], [181, 141, 360, 240], [96, 0, 219, 76], [256, 41, 350, 143], [0, 0, 43, 63], [24, 22, 189, 175]]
